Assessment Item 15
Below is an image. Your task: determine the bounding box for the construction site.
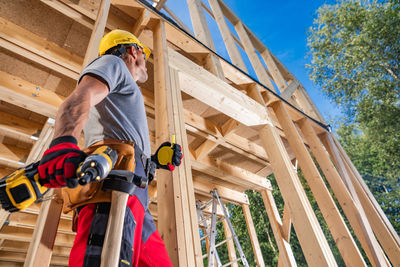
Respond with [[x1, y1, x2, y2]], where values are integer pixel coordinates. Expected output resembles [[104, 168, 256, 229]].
[[0, 0, 399, 266]]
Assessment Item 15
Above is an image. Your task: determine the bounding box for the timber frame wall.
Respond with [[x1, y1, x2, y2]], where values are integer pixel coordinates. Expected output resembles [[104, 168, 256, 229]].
[[0, 0, 399, 266]]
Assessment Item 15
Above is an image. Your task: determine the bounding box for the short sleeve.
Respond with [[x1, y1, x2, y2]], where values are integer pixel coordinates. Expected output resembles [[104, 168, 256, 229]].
[[79, 55, 130, 94]]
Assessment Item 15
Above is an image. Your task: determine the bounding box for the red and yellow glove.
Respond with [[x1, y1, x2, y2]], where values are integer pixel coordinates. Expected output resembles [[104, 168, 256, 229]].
[[38, 136, 86, 188], [151, 142, 183, 171]]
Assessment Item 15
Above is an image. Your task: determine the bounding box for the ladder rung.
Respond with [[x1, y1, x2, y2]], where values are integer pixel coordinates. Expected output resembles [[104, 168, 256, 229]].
[[198, 215, 211, 226], [215, 236, 232, 248], [200, 234, 209, 241], [222, 257, 241, 267], [199, 199, 214, 210]]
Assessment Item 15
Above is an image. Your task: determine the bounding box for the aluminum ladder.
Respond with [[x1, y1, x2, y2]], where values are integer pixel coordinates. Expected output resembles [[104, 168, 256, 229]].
[[196, 189, 249, 267]]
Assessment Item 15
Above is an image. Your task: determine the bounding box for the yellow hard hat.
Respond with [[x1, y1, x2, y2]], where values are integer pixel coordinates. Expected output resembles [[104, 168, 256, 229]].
[[98, 29, 151, 60]]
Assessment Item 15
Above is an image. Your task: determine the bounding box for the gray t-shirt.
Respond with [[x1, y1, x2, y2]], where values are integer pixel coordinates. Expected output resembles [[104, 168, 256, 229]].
[[80, 55, 151, 157]]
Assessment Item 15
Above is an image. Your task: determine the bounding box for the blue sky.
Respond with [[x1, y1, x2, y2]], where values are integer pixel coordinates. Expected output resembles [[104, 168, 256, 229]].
[[163, 0, 341, 123]]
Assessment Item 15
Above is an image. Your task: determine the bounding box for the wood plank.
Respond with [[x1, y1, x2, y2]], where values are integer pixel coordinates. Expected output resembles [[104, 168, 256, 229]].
[[82, 0, 111, 67], [0, 143, 28, 169], [208, 0, 246, 70], [0, 111, 42, 144], [0, 71, 63, 118], [0, 251, 68, 266], [191, 156, 271, 191], [329, 134, 400, 266], [132, 8, 151, 36], [0, 225, 74, 247], [261, 190, 297, 267], [318, 132, 389, 266], [272, 102, 366, 266], [280, 80, 299, 101], [193, 178, 249, 205], [193, 139, 218, 160], [23, 189, 64, 267], [26, 118, 55, 164], [242, 204, 265, 267], [0, 17, 82, 79], [169, 66, 202, 266], [186, 0, 225, 79], [168, 48, 271, 126], [221, 207, 238, 267], [302, 121, 399, 266], [260, 48, 287, 91], [259, 122, 337, 266], [153, 20, 181, 266], [234, 21, 274, 90]]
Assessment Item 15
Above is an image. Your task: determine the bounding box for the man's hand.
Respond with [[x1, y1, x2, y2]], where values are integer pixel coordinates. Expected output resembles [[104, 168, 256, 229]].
[[151, 142, 183, 171], [38, 136, 86, 188]]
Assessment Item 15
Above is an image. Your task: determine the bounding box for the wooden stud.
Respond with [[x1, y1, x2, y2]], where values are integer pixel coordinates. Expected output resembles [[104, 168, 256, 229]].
[[163, 4, 192, 33], [25, 119, 55, 164], [82, 0, 111, 68], [280, 80, 300, 101], [260, 190, 297, 267], [234, 21, 275, 90], [221, 208, 238, 267], [259, 121, 337, 266], [155, 0, 167, 11], [260, 48, 287, 91], [208, 0, 247, 70], [0, 71, 63, 118], [308, 130, 385, 266], [242, 204, 265, 267], [153, 19, 181, 266], [194, 139, 218, 160], [168, 48, 270, 127], [330, 134, 400, 266], [132, 8, 151, 36], [272, 101, 365, 266], [23, 189, 63, 267]]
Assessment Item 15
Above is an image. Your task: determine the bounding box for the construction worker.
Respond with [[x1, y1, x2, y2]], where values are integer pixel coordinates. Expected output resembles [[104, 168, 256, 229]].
[[37, 29, 180, 267]]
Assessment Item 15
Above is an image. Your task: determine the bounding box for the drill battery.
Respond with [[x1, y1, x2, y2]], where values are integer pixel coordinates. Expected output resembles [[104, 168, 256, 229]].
[[0, 162, 49, 212]]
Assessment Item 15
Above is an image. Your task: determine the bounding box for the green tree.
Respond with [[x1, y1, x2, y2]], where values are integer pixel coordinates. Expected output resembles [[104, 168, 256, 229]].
[[307, 0, 400, 232]]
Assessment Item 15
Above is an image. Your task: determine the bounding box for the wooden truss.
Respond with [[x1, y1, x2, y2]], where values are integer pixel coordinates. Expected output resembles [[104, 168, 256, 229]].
[[0, 0, 398, 266]]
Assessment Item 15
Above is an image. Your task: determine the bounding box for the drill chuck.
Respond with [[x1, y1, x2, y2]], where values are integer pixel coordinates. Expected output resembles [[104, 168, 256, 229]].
[[77, 146, 118, 186]]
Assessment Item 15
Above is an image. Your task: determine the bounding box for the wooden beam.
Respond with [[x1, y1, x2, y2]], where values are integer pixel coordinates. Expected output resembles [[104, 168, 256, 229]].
[[261, 190, 297, 267], [280, 80, 299, 101], [163, 4, 192, 34], [301, 121, 399, 266], [242, 204, 265, 267], [186, 0, 225, 79], [155, 0, 167, 11], [193, 178, 249, 205], [0, 143, 28, 169], [191, 156, 271, 191], [168, 48, 271, 126], [259, 121, 337, 266], [330, 134, 400, 266], [132, 8, 151, 36], [82, 0, 111, 67], [193, 139, 218, 160], [170, 66, 203, 266], [234, 21, 275, 90], [153, 20, 183, 266], [0, 17, 82, 79], [0, 251, 68, 266], [221, 207, 238, 267], [26, 118, 55, 164], [0, 111, 42, 145], [208, 0, 247, 70], [260, 48, 287, 91], [23, 189, 64, 267], [272, 101, 366, 266], [318, 132, 389, 266], [0, 225, 74, 247], [0, 71, 63, 118]]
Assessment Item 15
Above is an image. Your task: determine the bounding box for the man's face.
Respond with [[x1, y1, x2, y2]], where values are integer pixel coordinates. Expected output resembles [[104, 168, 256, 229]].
[[134, 47, 148, 83]]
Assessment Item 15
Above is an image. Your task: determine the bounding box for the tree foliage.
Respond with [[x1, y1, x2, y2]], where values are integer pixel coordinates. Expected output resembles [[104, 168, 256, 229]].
[[307, 0, 400, 232]]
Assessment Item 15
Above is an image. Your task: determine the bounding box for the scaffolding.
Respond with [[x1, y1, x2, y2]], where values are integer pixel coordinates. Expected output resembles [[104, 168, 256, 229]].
[[0, 0, 398, 266]]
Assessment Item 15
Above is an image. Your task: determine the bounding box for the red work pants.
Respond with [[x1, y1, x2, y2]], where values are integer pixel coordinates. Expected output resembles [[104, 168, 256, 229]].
[[68, 194, 173, 267]]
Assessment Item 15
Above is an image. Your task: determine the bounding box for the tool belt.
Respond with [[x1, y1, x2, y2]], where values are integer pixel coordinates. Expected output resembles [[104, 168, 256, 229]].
[[62, 139, 155, 215]]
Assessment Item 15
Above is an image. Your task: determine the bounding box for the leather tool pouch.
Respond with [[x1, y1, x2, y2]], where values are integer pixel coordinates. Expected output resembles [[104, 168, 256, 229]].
[[62, 141, 136, 215]]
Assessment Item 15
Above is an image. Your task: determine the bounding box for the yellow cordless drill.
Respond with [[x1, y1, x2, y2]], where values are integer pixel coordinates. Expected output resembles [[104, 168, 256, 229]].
[[0, 146, 117, 212]]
